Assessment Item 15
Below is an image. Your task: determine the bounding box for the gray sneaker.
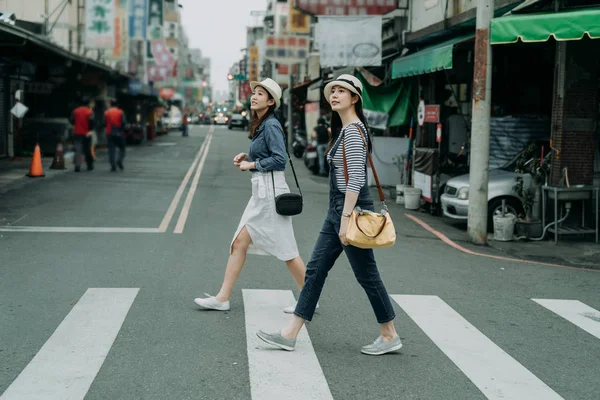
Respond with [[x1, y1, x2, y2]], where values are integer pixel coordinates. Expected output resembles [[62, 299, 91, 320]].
[[256, 331, 296, 351], [361, 335, 403, 356]]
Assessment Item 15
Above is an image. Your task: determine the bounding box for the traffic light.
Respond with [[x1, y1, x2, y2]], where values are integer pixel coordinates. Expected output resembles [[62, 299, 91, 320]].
[[227, 73, 233, 80]]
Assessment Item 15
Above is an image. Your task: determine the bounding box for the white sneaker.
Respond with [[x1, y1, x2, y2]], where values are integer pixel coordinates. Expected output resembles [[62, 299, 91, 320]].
[[283, 301, 319, 314], [194, 293, 230, 311]]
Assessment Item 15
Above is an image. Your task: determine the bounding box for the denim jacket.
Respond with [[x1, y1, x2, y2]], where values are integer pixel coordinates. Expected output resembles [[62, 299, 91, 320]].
[[248, 114, 287, 172]]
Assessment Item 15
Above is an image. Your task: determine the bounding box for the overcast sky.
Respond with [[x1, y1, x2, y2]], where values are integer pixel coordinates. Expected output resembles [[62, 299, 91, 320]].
[[179, 0, 268, 95]]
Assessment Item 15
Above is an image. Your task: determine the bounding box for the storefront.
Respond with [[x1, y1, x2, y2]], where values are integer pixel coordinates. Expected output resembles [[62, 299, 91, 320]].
[[491, 6, 600, 186], [0, 22, 118, 157]]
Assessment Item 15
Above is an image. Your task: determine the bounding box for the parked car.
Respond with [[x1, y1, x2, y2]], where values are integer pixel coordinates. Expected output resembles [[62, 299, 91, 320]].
[[228, 114, 248, 130], [213, 113, 229, 125], [440, 140, 550, 227], [198, 113, 211, 125]]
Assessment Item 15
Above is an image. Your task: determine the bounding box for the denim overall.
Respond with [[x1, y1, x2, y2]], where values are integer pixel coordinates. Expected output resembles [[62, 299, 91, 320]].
[[293, 131, 396, 323]]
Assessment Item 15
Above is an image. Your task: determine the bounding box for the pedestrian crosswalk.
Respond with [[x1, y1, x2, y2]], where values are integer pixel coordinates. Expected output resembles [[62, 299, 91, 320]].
[[1, 289, 599, 400]]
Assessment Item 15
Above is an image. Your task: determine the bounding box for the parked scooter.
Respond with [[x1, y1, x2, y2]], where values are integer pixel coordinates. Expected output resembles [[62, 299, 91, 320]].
[[291, 129, 307, 159]]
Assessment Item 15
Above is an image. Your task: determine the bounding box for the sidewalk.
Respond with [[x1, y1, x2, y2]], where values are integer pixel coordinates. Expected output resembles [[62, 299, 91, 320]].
[[0, 154, 73, 195], [398, 206, 600, 270]]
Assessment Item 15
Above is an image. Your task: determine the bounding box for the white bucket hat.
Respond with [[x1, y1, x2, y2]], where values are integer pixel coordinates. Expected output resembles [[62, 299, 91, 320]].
[[324, 74, 363, 104], [250, 78, 282, 109]]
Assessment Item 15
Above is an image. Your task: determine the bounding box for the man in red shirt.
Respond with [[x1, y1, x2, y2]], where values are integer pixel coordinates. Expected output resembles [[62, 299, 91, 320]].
[[104, 100, 128, 172], [71, 98, 95, 172]]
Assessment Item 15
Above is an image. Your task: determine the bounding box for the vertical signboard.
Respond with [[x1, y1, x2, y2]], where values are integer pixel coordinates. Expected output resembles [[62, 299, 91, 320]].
[[147, 0, 164, 59], [85, 0, 116, 49], [108, 0, 129, 61], [248, 45, 259, 82], [129, 0, 148, 40]]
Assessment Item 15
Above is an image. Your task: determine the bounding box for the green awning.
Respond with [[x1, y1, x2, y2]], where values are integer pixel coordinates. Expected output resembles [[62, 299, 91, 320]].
[[357, 74, 414, 127], [392, 34, 474, 79], [491, 7, 600, 45]]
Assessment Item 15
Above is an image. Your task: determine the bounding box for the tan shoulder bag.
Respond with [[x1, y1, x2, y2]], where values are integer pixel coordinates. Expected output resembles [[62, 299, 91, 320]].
[[342, 124, 396, 249]]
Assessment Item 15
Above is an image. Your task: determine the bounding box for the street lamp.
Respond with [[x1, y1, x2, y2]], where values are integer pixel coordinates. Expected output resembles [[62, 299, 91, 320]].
[[227, 73, 233, 80]]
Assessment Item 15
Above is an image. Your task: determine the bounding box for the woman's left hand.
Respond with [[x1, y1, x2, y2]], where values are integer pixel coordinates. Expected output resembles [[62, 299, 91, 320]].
[[239, 161, 255, 171], [339, 217, 349, 246]]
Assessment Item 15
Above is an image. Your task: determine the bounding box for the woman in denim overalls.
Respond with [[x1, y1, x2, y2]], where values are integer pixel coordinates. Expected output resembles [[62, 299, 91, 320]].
[[194, 78, 307, 312], [257, 74, 402, 356]]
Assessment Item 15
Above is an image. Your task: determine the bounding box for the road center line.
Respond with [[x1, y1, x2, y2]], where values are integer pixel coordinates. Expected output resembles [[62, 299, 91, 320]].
[[533, 299, 600, 340], [158, 131, 210, 233], [391, 295, 564, 400], [0, 288, 139, 400], [173, 129, 213, 234], [242, 289, 333, 400]]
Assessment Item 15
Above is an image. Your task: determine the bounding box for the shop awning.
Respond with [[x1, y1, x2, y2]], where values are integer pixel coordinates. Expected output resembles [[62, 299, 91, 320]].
[[291, 77, 321, 92], [0, 21, 116, 75], [491, 7, 600, 44], [391, 34, 474, 79]]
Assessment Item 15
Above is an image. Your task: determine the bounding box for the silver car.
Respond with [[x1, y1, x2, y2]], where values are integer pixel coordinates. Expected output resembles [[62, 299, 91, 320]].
[[441, 141, 549, 224]]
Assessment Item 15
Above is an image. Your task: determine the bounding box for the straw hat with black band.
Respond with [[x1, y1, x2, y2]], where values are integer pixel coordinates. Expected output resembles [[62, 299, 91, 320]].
[[250, 78, 282, 109], [323, 74, 363, 104]]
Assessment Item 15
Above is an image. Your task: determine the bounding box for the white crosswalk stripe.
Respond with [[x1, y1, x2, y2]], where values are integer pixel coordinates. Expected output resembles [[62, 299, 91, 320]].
[[3, 291, 599, 399], [532, 299, 600, 340], [0, 288, 139, 400], [242, 289, 334, 400], [391, 295, 564, 400]]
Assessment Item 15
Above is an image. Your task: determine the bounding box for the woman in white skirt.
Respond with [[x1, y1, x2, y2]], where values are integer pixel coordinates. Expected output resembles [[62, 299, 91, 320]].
[[194, 78, 307, 312]]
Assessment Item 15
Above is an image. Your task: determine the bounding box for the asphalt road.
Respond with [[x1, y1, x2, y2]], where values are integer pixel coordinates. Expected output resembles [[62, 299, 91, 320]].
[[1, 125, 599, 400]]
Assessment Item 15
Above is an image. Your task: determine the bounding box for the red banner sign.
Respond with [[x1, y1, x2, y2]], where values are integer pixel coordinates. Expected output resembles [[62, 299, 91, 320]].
[[424, 105, 440, 123], [295, 0, 398, 16], [239, 82, 252, 102]]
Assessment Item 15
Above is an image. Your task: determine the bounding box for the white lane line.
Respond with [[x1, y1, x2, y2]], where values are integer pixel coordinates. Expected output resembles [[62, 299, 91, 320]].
[[533, 299, 600, 340], [0, 288, 139, 400], [391, 295, 563, 400], [242, 289, 333, 400], [158, 133, 210, 233], [173, 129, 214, 234], [0, 226, 159, 233]]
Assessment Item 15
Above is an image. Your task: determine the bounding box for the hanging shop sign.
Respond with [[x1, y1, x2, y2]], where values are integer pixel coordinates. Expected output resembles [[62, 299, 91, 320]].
[[84, 0, 116, 49], [316, 17, 382, 67], [295, 0, 399, 16], [424, 105, 440, 123]]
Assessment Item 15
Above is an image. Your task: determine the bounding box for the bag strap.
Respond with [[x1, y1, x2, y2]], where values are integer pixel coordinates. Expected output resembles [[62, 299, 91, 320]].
[[271, 135, 302, 197], [341, 123, 386, 206]]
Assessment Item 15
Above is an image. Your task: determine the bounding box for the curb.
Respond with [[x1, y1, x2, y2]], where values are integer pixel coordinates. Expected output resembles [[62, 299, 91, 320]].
[[405, 213, 600, 273]]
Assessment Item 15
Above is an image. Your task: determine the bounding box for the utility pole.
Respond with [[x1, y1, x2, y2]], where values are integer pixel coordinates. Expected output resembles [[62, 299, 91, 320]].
[[287, 72, 293, 151], [467, 0, 493, 245]]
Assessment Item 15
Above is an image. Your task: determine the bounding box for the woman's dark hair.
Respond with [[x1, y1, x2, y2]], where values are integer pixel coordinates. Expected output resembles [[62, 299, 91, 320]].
[[326, 95, 371, 155], [248, 90, 276, 139]]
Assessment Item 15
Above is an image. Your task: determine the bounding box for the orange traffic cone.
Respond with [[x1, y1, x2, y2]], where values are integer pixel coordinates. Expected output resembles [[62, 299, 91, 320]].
[[27, 143, 45, 178], [49, 141, 66, 170]]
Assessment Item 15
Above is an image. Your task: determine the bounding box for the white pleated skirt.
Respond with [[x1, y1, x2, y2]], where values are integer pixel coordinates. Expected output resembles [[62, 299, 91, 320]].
[[231, 171, 299, 261]]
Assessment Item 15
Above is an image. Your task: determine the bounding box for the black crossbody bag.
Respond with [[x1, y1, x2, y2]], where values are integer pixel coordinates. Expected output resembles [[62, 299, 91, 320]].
[[271, 146, 303, 216]]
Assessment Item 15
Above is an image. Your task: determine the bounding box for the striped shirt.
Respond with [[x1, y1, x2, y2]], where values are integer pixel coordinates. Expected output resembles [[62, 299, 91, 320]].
[[327, 122, 368, 193]]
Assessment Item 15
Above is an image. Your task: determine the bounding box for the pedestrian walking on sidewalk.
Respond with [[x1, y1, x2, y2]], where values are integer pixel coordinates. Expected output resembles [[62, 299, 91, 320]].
[[104, 100, 128, 172], [194, 78, 308, 313], [71, 98, 95, 172], [256, 74, 401, 356], [182, 109, 189, 137]]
